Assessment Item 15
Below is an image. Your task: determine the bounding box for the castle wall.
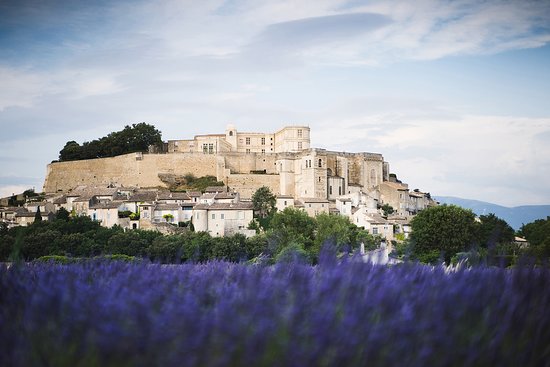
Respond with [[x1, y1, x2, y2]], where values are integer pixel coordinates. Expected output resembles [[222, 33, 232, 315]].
[[223, 153, 278, 174], [43, 153, 218, 193], [226, 173, 280, 199]]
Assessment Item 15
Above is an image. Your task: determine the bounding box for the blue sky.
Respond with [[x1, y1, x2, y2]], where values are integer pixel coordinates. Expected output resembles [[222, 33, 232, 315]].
[[1, 0, 549, 206]]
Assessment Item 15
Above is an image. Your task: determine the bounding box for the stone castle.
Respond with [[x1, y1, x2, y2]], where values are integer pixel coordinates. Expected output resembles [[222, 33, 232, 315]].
[[43, 125, 432, 218]]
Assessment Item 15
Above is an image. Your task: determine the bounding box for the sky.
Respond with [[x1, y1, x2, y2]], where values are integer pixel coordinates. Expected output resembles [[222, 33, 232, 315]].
[[0, 0, 549, 207]]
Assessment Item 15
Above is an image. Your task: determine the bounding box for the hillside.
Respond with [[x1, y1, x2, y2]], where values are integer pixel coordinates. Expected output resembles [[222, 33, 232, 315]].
[[434, 196, 550, 230]]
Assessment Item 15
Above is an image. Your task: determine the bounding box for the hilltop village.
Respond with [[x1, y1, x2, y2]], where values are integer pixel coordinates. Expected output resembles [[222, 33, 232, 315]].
[[1, 125, 437, 240]]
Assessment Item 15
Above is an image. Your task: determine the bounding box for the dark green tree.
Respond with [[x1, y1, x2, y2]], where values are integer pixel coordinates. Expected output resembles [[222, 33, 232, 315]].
[[381, 204, 394, 217], [34, 207, 42, 222], [56, 207, 70, 221], [59, 141, 82, 161], [252, 186, 277, 230], [58, 123, 163, 161], [410, 204, 478, 264], [519, 216, 550, 260], [269, 207, 316, 257], [476, 213, 515, 247]]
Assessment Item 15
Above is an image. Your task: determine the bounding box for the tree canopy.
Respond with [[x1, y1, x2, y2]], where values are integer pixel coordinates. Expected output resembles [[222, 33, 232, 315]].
[[410, 204, 478, 264], [251, 186, 277, 230], [59, 123, 162, 161], [519, 216, 550, 260]]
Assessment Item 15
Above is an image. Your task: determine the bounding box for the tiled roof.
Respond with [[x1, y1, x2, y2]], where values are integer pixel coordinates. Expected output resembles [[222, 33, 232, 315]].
[[157, 192, 191, 200], [127, 191, 158, 202], [365, 214, 390, 224], [214, 192, 236, 200], [89, 201, 123, 209], [302, 197, 330, 203], [52, 196, 67, 204], [25, 201, 47, 206], [68, 186, 118, 197], [187, 191, 202, 197], [73, 196, 92, 203], [154, 203, 181, 211], [204, 186, 228, 193]]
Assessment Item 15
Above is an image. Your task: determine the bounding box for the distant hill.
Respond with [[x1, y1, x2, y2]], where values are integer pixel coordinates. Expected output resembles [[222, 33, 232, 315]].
[[434, 196, 550, 231]]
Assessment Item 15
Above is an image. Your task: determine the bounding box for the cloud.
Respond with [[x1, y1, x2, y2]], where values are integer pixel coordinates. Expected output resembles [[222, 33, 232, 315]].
[[313, 109, 550, 206]]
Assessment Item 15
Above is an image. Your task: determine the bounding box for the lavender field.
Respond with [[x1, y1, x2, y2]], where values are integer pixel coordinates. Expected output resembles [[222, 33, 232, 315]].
[[1, 259, 549, 366]]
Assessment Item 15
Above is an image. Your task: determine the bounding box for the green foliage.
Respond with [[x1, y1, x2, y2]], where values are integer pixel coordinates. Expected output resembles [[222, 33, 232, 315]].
[[269, 207, 316, 254], [519, 216, 550, 260], [34, 255, 73, 264], [252, 186, 277, 220], [163, 213, 174, 222], [275, 242, 310, 264], [381, 204, 394, 217], [476, 213, 515, 247], [58, 123, 162, 161], [410, 204, 478, 264], [179, 174, 224, 192], [314, 213, 355, 252], [34, 207, 42, 222], [56, 207, 70, 221]]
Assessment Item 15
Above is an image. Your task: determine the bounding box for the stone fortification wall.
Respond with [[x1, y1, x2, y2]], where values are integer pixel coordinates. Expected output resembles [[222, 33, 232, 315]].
[[226, 174, 280, 199], [43, 153, 218, 193], [223, 153, 278, 174]]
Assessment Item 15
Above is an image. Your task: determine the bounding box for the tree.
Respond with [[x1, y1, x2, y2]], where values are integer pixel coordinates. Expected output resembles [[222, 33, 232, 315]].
[[59, 141, 82, 161], [269, 207, 316, 256], [381, 204, 394, 217], [58, 123, 163, 161], [252, 186, 277, 230], [476, 213, 515, 247], [519, 216, 550, 260], [314, 213, 356, 252], [56, 207, 70, 221], [34, 207, 42, 222], [410, 204, 478, 264]]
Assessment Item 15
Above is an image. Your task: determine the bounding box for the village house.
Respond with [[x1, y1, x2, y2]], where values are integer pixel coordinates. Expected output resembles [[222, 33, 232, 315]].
[[192, 202, 255, 237], [275, 195, 295, 212], [301, 198, 330, 217]]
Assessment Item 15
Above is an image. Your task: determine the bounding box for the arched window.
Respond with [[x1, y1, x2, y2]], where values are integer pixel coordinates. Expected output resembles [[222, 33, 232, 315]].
[[229, 131, 233, 136]]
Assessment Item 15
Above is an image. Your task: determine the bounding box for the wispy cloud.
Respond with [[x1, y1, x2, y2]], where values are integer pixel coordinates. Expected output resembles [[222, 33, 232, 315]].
[[0, 0, 549, 206]]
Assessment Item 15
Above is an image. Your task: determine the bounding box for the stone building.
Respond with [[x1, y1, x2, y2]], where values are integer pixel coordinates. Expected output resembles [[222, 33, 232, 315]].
[[167, 125, 310, 154]]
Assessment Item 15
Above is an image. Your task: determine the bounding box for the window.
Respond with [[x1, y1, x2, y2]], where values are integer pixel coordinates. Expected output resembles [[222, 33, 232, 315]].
[[203, 144, 208, 153], [298, 129, 302, 137], [339, 187, 342, 195], [298, 142, 302, 150], [318, 159, 322, 168], [329, 186, 332, 195], [229, 131, 233, 136], [318, 177, 321, 183], [195, 213, 199, 219], [261, 149, 265, 154], [372, 227, 378, 235], [221, 214, 224, 219], [212, 213, 215, 219], [246, 137, 250, 145], [284, 200, 287, 206], [208, 143, 214, 154], [246, 149, 251, 154], [261, 137, 265, 145]]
